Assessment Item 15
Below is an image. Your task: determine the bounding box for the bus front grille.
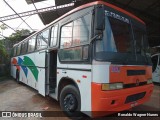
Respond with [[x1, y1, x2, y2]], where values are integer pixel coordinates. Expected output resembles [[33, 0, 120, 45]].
[[127, 70, 146, 76], [123, 82, 147, 88], [125, 92, 146, 104]]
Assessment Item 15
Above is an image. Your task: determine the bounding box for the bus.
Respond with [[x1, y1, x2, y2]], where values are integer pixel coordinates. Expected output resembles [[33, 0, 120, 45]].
[[11, 1, 154, 118], [151, 53, 160, 84]]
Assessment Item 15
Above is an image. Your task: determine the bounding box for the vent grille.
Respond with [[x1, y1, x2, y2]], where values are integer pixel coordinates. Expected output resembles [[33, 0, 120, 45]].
[[125, 92, 146, 104], [127, 70, 146, 76], [123, 82, 147, 88]]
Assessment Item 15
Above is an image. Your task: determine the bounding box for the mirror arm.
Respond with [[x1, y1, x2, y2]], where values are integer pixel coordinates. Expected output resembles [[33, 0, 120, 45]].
[[90, 34, 102, 43]]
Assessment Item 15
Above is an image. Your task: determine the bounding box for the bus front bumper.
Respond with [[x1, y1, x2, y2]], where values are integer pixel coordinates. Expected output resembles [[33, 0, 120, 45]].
[[91, 82, 154, 117]]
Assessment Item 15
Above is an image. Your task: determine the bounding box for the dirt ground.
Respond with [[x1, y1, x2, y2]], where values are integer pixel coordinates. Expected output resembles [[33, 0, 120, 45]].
[[0, 78, 159, 120]]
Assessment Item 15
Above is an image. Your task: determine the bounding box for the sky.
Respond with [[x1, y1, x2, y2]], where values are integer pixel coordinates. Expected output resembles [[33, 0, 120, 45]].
[[0, 0, 55, 38]]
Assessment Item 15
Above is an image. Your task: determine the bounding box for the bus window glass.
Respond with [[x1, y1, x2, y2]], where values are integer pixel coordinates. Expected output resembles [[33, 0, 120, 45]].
[[132, 26, 150, 57], [21, 41, 28, 54], [16, 44, 21, 55], [61, 22, 73, 48], [108, 17, 132, 53], [83, 46, 89, 60], [10, 48, 14, 57], [37, 29, 49, 49], [13, 47, 17, 56], [28, 36, 36, 52], [73, 14, 91, 45], [96, 17, 132, 53], [59, 47, 82, 61], [50, 25, 58, 47]]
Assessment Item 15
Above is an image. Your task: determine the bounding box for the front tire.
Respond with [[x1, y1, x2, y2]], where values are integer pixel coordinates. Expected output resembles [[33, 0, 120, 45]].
[[60, 85, 81, 117]]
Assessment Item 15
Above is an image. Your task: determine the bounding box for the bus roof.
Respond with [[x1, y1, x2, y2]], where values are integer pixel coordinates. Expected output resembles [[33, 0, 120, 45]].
[[13, 1, 145, 47]]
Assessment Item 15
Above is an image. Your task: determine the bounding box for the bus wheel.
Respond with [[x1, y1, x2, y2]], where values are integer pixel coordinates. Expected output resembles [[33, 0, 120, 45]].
[[16, 70, 20, 83], [60, 85, 81, 117]]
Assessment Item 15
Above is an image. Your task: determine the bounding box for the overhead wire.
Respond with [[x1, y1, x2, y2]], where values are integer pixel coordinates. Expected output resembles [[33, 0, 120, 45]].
[[3, 0, 34, 31], [0, 21, 16, 32], [0, 34, 7, 39], [31, 0, 46, 24], [15, 15, 32, 30]]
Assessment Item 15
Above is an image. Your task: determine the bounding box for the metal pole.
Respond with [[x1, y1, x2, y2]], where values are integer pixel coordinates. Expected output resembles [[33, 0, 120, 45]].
[[3, 0, 34, 31]]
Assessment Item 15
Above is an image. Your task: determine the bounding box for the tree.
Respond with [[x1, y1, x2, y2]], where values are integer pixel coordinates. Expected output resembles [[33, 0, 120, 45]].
[[0, 41, 8, 64], [0, 24, 8, 31], [8, 29, 30, 42], [0, 29, 31, 64], [0, 24, 8, 36]]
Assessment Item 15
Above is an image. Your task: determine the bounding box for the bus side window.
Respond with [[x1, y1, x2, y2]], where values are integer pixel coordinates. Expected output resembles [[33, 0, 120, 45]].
[[73, 14, 91, 45], [16, 44, 21, 56], [61, 22, 73, 48], [13, 47, 17, 56], [59, 13, 91, 61], [21, 41, 28, 54], [28, 36, 36, 52], [50, 25, 58, 47], [36, 29, 49, 50]]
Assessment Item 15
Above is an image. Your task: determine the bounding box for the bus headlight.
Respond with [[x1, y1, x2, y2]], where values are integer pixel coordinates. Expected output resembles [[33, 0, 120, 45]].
[[102, 83, 123, 90], [147, 79, 152, 84]]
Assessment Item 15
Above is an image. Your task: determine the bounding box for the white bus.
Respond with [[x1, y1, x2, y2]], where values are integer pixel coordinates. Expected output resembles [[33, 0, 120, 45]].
[[151, 53, 160, 83], [11, 1, 153, 118]]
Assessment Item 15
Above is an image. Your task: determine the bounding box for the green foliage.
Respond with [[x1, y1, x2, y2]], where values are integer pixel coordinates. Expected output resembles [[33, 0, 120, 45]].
[[8, 29, 30, 42], [0, 24, 8, 30], [0, 29, 31, 64], [0, 41, 7, 56], [0, 41, 8, 64]]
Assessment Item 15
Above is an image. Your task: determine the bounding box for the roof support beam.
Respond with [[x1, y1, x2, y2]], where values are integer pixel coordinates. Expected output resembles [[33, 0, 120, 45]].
[[0, 3, 74, 22], [31, 0, 46, 24], [3, 0, 33, 31]]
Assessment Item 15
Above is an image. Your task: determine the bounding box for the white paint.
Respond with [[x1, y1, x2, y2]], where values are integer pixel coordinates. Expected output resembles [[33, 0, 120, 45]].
[[92, 60, 110, 83], [38, 68, 46, 96], [152, 54, 160, 83]]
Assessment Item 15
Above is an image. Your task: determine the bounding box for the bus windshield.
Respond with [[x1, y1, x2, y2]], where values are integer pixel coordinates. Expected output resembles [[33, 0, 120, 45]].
[[95, 11, 151, 65]]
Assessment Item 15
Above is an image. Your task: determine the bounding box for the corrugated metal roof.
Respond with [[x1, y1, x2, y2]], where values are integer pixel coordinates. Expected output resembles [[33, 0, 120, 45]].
[[25, 0, 46, 4]]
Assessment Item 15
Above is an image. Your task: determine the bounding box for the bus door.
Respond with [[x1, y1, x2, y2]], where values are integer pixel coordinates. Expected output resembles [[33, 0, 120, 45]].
[[152, 54, 160, 83], [48, 50, 57, 94]]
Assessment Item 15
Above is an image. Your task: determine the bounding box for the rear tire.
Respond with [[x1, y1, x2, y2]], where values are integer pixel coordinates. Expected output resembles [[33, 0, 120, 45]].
[[16, 70, 20, 83], [60, 85, 82, 118]]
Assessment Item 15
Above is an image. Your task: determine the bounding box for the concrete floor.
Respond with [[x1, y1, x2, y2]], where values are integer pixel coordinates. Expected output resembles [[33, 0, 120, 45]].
[[0, 78, 159, 120]]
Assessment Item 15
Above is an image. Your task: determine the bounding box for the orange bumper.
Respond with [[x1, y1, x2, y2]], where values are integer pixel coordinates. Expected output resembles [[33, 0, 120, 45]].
[[91, 82, 154, 117]]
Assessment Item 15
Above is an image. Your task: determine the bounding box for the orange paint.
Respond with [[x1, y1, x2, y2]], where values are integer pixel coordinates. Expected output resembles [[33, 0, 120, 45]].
[[77, 80, 81, 83], [12, 58, 20, 71], [12, 58, 17, 65], [69, 1, 145, 24], [91, 82, 153, 117], [109, 65, 152, 84]]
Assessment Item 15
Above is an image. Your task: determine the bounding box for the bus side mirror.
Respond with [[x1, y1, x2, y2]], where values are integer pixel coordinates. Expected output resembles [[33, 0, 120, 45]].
[[94, 5, 105, 36]]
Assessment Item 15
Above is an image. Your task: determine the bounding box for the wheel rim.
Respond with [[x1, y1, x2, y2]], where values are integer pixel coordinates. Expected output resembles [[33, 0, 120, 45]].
[[63, 93, 77, 112]]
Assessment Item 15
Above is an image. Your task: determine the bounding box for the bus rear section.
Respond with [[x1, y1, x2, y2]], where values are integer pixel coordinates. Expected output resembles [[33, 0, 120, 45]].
[[90, 2, 153, 117]]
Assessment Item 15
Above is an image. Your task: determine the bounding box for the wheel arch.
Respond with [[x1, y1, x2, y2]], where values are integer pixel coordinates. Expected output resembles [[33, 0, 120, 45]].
[[58, 77, 80, 101]]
